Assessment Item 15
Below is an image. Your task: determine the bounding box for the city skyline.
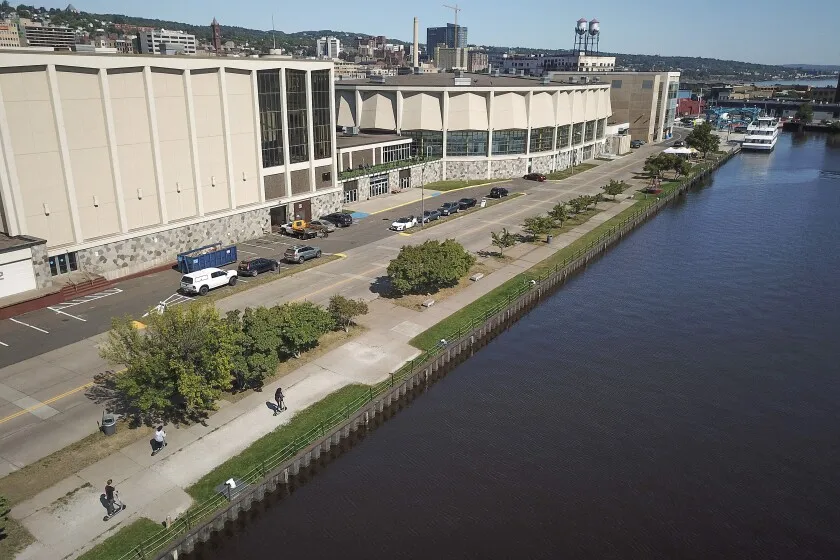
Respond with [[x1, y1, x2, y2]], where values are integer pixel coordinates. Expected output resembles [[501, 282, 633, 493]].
[[28, 0, 840, 66]]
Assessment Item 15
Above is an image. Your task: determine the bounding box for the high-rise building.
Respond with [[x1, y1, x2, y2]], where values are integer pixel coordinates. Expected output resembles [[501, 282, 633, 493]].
[[138, 29, 197, 55], [23, 24, 75, 50], [0, 19, 22, 48], [426, 23, 467, 54], [468, 50, 488, 73], [434, 46, 468, 71], [211, 17, 221, 54], [316, 36, 341, 59]]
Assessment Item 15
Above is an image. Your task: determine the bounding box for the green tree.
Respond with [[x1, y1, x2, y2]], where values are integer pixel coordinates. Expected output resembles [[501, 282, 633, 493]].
[[276, 302, 335, 358], [643, 157, 663, 178], [795, 102, 814, 123], [522, 215, 555, 241], [100, 305, 239, 422], [592, 193, 604, 208], [387, 239, 475, 295], [675, 158, 692, 178], [602, 180, 626, 200], [548, 202, 568, 227], [568, 196, 586, 214], [229, 307, 286, 390], [685, 121, 721, 159], [328, 295, 369, 332], [490, 227, 517, 257]]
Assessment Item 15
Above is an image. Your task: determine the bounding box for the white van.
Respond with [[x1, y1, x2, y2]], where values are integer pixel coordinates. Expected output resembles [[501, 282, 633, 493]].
[[180, 267, 237, 296]]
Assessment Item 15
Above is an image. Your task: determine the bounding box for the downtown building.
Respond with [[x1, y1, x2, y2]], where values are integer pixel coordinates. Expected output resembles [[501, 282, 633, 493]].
[[0, 51, 339, 298], [334, 73, 611, 204]]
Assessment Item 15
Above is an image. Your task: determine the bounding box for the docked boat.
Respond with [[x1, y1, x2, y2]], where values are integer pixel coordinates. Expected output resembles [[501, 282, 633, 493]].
[[742, 116, 779, 151]]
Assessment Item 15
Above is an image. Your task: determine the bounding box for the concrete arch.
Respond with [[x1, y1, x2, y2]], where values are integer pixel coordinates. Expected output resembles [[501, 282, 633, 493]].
[[530, 91, 555, 128], [359, 91, 396, 130], [448, 92, 488, 130], [402, 92, 442, 131], [492, 92, 527, 130]]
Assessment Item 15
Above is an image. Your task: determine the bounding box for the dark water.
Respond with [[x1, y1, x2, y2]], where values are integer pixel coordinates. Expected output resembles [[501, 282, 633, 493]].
[[212, 133, 840, 560]]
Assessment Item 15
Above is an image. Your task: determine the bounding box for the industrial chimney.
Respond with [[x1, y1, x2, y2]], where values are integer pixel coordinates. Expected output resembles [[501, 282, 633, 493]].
[[413, 17, 419, 69]]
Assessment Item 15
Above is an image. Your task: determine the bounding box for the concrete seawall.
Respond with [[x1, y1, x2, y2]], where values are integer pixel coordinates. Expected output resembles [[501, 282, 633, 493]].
[[155, 150, 740, 560]]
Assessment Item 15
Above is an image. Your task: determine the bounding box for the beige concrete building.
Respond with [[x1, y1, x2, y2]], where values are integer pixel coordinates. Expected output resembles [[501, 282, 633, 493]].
[[548, 71, 680, 142], [0, 20, 21, 48], [0, 51, 339, 294], [334, 73, 611, 200], [22, 24, 75, 50]]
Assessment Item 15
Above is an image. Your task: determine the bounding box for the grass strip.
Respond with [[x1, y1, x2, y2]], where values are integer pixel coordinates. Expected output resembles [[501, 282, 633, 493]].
[[423, 178, 507, 191], [186, 384, 368, 502], [405, 193, 524, 235], [546, 163, 597, 181], [76, 518, 163, 560]]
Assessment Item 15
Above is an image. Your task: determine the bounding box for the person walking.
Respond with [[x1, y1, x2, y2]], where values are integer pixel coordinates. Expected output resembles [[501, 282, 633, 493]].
[[104, 479, 119, 515], [152, 426, 167, 455], [274, 387, 285, 415]]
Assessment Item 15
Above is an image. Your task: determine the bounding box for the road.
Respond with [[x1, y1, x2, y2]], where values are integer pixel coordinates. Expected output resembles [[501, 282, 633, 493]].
[[0, 136, 685, 474]]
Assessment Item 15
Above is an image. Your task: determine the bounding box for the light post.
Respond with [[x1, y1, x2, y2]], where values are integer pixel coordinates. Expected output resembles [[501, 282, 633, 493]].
[[420, 164, 425, 230]]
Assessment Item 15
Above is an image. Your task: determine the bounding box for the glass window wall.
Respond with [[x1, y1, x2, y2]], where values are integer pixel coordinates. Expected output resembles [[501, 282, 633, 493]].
[[311, 69, 331, 160], [446, 130, 488, 156], [285, 69, 309, 164], [557, 125, 571, 148], [257, 70, 283, 168], [584, 120, 596, 142], [529, 127, 554, 153], [403, 130, 443, 157], [572, 123, 584, 145], [383, 143, 412, 163], [491, 129, 526, 155]]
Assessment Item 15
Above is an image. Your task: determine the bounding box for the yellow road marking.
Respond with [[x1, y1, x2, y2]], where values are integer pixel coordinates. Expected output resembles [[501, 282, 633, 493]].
[[0, 382, 94, 425], [398, 232, 412, 237], [292, 265, 384, 303], [333, 253, 347, 258]]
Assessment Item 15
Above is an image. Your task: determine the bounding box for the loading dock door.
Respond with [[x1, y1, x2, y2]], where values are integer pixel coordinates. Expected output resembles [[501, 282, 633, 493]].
[[0, 251, 37, 298], [294, 200, 312, 221]]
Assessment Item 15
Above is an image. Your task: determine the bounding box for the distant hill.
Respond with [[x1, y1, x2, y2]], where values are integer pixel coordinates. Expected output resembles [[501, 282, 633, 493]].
[[0, 4, 823, 81]]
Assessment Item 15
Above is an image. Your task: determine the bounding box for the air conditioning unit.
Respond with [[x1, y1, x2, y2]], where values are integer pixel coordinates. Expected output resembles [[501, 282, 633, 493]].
[[344, 126, 359, 136], [369, 75, 386, 84], [540, 76, 551, 85]]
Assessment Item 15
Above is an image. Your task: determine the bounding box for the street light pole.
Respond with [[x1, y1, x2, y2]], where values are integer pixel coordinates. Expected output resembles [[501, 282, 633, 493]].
[[420, 164, 425, 229]]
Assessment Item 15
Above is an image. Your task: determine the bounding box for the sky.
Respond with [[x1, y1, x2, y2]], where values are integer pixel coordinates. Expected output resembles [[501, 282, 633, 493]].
[[39, 0, 839, 66]]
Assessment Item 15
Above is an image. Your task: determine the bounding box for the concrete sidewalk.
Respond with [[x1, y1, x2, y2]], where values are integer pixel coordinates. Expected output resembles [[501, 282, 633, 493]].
[[13, 172, 642, 559]]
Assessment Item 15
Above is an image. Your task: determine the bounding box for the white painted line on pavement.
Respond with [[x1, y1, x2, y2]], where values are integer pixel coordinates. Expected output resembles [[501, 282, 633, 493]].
[[238, 249, 258, 256], [375, 245, 400, 251], [48, 308, 87, 321], [0, 341, 8, 347], [10, 318, 49, 334], [241, 242, 278, 251]]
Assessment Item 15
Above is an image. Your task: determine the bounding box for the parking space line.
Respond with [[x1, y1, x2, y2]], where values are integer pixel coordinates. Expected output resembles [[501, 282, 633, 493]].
[[10, 318, 49, 334], [241, 241, 280, 251], [49, 308, 87, 321], [0, 341, 8, 347], [239, 249, 259, 256]]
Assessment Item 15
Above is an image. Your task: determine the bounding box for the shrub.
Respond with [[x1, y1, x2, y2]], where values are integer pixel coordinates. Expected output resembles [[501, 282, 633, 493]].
[[387, 239, 475, 295]]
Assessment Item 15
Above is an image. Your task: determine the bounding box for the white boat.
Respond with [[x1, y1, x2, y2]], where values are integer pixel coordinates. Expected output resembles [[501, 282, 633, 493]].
[[742, 116, 779, 151]]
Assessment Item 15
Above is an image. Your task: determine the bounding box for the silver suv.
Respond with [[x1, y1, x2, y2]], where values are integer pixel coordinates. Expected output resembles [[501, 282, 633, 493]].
[[284, 245, 322, 264]]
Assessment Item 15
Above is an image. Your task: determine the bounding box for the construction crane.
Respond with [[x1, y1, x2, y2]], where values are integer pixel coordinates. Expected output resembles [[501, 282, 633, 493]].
[[443, 3, 462, 50]]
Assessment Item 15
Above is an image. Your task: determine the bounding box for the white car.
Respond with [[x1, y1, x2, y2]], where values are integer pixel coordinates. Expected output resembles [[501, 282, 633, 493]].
[[180, 267, 237, 296], [390, 216, 418, 231]]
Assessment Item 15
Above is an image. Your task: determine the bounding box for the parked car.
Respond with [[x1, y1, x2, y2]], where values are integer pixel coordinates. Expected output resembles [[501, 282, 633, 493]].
[[422, 210, 441, 223], [284, 245, 322, 264], [320, 213, 353, 227], [630, 140, 644, 148], [673, 140, 686, 147], [308, 219, 336, 233], [458, 197, 478, 210], [390, 216, 418, 231], [237, 258, 279, 277], [488, 187, 509, 198], [180, 267, 237, 296], [524, 173, 547, 182], [438, 201, 461, 216]]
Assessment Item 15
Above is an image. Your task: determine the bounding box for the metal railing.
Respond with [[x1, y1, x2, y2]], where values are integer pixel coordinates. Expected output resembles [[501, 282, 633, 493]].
[[338, 155, 441, 181], [112, 150, 736, 560]]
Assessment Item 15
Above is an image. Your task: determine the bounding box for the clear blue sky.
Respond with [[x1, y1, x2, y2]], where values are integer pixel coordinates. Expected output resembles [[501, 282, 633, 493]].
[[41, 0, 838, 65]]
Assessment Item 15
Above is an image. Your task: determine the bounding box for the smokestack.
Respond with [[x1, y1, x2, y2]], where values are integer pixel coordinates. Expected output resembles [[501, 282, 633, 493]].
[[413, 17, 419, 68]]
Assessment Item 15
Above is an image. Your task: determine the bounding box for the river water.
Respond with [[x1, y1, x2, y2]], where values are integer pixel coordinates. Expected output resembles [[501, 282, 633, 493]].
[[211, 133, 840, 559]]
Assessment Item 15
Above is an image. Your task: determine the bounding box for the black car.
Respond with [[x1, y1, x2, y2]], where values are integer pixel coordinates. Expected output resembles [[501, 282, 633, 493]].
[[630, 140, 643, 148], [458, 197, 478, 210], [237, 258, 279, 276], [422, 210, 441, 223], [523, 173, 546, 182], [673, 140, 686, 147], [439, 201, 460, 216], [488, 187, 509, 198], [320, 212, 353, 227]]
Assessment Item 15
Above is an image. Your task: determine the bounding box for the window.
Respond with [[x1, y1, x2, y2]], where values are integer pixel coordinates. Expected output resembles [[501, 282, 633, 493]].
[[257, 70, 284, 168], [403, 130, 443, 157], [557, 125, 571, 148], [344, 188, 358, 203], [611, 79, 622, 89], [596, 118, 606, 139], [584, 120, 596, 142], [572, 123, 584, 145], [583, 145, 594, 160], [370, 175, 389, 197], [642, 80, 654, 90], [492, 129, 526, 155], [383, 143, 411, 163], [321, 171, 331, 182], [446, 131, 488, 156], [285, 69, 309, 164], [529, 127, 554, 153], [49, 251, 79, 276], [311, 69, 331, 160], [400, 176, 410, 189]]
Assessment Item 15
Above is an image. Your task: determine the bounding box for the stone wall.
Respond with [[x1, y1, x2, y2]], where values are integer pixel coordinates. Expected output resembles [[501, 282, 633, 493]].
[[76, 207, 270, 280], [311, 190, 342, 218], [445, 159, 488, 181], [29, 240, 52, 289], [411, 160, 444, 188], [489, 158, 527, 180], [529, 154, 555, 174]]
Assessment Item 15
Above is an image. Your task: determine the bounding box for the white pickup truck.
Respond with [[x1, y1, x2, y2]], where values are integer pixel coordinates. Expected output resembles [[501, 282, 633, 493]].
[[180, 267, 237, 296]]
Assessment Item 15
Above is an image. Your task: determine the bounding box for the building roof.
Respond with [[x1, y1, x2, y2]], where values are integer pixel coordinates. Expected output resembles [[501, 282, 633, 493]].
[[336, 132, 409, 149], [335, 72, 610, 89], [0, 234, 45, 253]]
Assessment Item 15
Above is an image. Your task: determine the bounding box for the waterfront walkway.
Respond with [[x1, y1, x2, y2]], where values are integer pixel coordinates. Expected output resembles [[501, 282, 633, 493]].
[[13, 136, 732, 559]]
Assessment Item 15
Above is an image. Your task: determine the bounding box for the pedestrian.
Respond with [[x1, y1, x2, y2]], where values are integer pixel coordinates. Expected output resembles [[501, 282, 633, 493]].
[[274, 387, 285, 415], [104, 479, 118, 515], [152, 425, 166, 455]]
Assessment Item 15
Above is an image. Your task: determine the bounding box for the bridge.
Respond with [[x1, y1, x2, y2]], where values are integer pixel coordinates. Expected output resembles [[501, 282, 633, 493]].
[[712, 99, 840, 118]]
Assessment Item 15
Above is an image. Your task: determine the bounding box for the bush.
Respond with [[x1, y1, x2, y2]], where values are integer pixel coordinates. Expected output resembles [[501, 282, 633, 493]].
[[387, 239, 475, 295], [328, 295, 369, 332], [275, 302, 335, 358]]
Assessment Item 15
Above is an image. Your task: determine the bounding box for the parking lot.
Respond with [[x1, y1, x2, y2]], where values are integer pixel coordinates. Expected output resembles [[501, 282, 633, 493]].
[[0, 180, 526, 368]]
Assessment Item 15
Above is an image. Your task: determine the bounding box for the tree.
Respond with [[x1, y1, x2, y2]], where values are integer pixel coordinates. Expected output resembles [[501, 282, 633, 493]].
[[228, 307, 285, 391], [490, 227, 517, 257], [602, 180, 626, 200], [643, 157, 663, 178], [276, 302, 335, 358], [592, 193, 604, 208], [675, 158, 692, 179], [568, 196, 586, 214], [795, 102, 813, 123], [548, 202, 568, 227], [522, 215, 555, 241], [100, 305, 239, 422], [328, 295, 369, 332], [387, 239, 475, 295], [685, 121, 721, 159]]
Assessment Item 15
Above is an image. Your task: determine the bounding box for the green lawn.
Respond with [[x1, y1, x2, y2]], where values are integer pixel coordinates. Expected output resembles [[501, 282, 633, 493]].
[[76, 518, 163, 560], [424, 179, 504, 192], [546, 163, 597, 181]]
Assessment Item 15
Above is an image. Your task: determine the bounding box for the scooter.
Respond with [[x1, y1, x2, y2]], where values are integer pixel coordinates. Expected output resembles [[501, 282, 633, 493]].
[[103, 491, 125, 522]]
